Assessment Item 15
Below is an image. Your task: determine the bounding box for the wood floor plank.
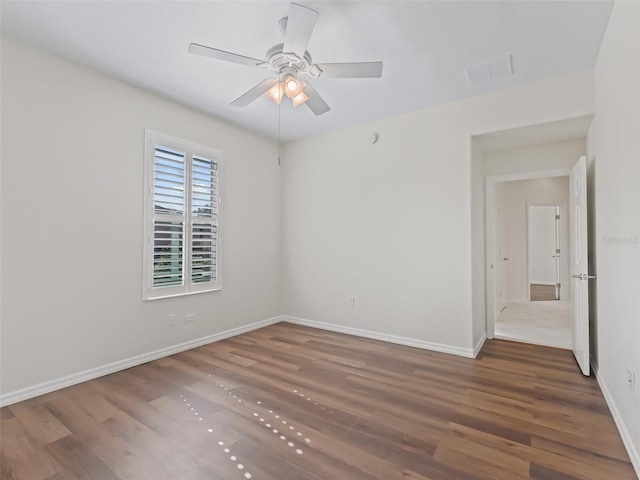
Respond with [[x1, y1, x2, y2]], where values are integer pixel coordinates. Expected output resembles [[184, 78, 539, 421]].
[[44, 435, 122, 480], [42, 395, 115, 449], [529, 463, 583, 480], [63, 382, 121, 423], [530, 284, 557, 301], [8, 403, 72, 446], [0, 417, 62, 480], [433, 445, 530, 479], [438, 431, 531, 477], [531, 436, 635, 476], [1, 323, 636, 480]]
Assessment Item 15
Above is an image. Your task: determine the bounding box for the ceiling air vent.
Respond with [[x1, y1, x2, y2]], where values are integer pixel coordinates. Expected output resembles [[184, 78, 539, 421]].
[[465, 55, 513, 84]]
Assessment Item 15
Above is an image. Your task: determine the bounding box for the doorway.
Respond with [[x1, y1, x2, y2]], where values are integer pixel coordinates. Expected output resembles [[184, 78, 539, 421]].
[[528, 205, 561, 301], [486, 170, 572, 349]]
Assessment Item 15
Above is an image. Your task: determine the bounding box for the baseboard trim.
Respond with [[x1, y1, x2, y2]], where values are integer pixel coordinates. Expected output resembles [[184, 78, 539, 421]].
[[473, 333, 487, 358], [591, 356, 640, 478], [0, 316, 283, 407], [282, 316, 476, 358]]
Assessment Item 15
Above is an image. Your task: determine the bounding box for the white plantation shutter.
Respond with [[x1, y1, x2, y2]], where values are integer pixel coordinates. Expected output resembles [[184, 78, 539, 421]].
[[153, 146, 185, 288], [190, 156, 218, 284], [144, 131, 222, 300]]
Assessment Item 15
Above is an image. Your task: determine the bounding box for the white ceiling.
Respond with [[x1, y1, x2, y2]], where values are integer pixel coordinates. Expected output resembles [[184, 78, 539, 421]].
[[0, 1, 613, 142]]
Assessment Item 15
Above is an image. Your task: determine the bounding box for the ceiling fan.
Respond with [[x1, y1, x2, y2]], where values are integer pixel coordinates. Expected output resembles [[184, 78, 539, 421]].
[[188, 2, 383, 116]]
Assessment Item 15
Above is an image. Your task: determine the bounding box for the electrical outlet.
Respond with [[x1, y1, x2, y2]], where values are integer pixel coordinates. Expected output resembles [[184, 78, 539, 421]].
[[168, 314, 176, 327], [185, 313, 196, 323], [348, 296, 355, 306], [627, 368, 636, 393]]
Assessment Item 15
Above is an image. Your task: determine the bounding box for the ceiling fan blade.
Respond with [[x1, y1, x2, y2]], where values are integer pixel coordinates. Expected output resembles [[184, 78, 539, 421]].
[[315, 62, 383, 78], [188, 43, 263, 68], [230, 79, 279, 107], [283, 3, 319, 58], [302, 83, 330, 116]]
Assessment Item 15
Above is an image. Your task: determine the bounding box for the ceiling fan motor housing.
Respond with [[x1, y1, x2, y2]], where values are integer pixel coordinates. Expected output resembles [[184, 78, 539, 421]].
[[264, 43, 319, 77]]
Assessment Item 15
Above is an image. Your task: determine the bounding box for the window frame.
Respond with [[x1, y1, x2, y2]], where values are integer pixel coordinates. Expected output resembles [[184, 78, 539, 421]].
[[143, 129, 223, 300]]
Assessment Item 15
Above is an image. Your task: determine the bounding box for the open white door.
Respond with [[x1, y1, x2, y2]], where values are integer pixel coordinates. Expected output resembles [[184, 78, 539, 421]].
[[496, 205, 507, 313], [570, 156, 590, 375]]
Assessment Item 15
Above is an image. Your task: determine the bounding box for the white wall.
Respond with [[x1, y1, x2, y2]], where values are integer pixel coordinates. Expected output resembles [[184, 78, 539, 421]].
[[283, 70, 594, 354], [588, 1, 640, 473], [0, 38, 282, 399], [494, 178, 570, 302], [470, 143, 486, 345], [483, 140, 586, 177]]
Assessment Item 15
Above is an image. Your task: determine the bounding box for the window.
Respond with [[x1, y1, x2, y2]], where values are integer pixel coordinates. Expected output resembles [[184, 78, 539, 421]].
[[143, 130, 222, 300]]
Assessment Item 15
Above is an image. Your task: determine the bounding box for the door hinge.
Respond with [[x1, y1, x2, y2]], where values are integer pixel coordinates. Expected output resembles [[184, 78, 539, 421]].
[[556, 214, 561, 220]]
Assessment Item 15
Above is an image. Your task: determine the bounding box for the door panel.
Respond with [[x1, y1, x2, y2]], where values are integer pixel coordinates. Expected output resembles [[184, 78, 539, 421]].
[[496, 206, 507, 312], [570, 156, 590, 376]]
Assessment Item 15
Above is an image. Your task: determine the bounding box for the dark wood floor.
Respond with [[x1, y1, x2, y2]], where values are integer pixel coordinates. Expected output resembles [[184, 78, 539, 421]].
[[530, 284, 558, 301], [1, 323, 636, 480]]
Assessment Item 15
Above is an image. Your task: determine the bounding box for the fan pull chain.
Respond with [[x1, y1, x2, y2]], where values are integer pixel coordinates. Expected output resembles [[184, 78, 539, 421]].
[[278, 72, 282, 167]]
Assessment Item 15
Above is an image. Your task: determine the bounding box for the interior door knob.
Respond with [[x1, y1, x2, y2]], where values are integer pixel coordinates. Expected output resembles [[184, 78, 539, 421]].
[[572, 273, 597, 280]]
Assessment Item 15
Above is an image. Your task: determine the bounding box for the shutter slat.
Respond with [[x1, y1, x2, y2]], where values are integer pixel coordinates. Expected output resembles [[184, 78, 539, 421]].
[[155, 149, 185, 161], [155, 180, 184, 189], [154, 193, 184, 201], [156, 171, 183, 179], [154, 194, 185, 203]]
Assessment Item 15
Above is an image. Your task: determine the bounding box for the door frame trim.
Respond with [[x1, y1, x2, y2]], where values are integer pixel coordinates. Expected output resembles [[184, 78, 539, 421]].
[[485, 168, 571, 339]]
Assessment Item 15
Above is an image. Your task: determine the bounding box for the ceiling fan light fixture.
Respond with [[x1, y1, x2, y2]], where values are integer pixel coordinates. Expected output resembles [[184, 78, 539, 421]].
[[282, 73, 303, 98], [265, 82, 285, 104], [291, 90, 309, 107]]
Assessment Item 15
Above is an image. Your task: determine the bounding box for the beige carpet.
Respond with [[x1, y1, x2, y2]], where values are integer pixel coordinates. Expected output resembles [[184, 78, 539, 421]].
[[495, 301, 571, 349]]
